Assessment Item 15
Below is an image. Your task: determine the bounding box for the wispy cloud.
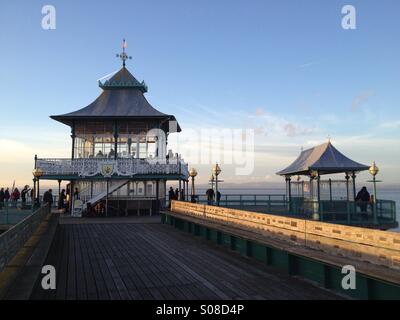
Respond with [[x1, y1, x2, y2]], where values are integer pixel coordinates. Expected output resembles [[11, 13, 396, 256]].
[[351, 90, 375, 111], [299, 60, 322, 68]]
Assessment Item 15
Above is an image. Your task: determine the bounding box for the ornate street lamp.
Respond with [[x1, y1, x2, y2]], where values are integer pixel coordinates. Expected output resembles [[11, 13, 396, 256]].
[[368, 161, 380, 225], [189, 168, 198, 203], [32, 168, 43, 206], [212, 163, 222, 205]]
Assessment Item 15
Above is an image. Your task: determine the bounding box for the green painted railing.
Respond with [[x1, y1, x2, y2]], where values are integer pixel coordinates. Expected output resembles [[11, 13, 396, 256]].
[[0, 204, 50, 272]]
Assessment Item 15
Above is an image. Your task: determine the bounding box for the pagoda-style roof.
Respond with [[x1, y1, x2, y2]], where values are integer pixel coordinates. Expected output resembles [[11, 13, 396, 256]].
[[51, 66, 181, 131], [277, 142, 369, 176]]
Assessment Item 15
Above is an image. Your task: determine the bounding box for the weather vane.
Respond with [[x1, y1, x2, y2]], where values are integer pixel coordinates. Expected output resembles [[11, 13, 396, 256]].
[[116, 39, 132, 67]]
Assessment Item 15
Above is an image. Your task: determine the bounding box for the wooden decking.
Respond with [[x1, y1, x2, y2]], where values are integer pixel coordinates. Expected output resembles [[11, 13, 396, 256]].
[[31, 218, 341, 300]]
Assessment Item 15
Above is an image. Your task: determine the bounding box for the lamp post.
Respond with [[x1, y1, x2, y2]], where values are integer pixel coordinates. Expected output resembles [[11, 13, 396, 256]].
[[212, 163, 221, 206], [189, 168, 198, 203], [368, 161, 380, 225], [209, 174, 215, 190], [32, 168, 43, 209]]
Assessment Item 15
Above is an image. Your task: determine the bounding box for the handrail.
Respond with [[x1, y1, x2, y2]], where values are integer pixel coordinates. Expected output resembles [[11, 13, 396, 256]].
[[0, 205, 50, 272]]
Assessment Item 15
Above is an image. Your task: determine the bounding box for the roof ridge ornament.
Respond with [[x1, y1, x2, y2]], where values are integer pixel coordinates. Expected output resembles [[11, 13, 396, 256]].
[[116, 39, 132, 67]]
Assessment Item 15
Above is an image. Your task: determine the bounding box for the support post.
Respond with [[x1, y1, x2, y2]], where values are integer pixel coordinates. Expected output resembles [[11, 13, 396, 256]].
[[372, 176, 378, 225], [114, 121, 118, 160], [106, 179, 109, 217], [156, 180, 160, 214], [71, 121, 76, 159]]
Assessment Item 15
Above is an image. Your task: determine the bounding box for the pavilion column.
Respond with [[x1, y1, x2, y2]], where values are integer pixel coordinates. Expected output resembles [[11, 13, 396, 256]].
[[58, 179, 62, 204], [351, 171, 357, 201], [285, 176, 292, 212], [345, 173, 350, 201], [317, 172, 321, 202], [155, 180, 159, 214], [328, 178, 332, 202], [71, 121, 76, 159], [317, 172, 322, 221], [114, 121, 118, 160], [105, 179, 109, 217]]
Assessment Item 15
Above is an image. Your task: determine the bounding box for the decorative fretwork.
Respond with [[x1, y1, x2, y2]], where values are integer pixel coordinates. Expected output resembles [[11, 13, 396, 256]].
[[36, 158, 189, 178]]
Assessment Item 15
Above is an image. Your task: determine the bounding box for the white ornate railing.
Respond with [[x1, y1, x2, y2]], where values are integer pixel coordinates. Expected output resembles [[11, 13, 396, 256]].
[[36, 157, 189, 178]]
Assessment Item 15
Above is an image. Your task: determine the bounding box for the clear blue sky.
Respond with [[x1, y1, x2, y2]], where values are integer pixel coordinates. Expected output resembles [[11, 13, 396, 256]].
[[0, 0, 399, 186]]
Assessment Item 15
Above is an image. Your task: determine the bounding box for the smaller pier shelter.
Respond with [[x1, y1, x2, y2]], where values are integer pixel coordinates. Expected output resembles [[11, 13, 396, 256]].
[[277, 141, 397, 228]]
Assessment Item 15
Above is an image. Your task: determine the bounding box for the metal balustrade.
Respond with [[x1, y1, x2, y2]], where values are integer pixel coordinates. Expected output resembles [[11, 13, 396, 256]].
[[0, 205, 50, 272], [36, 157, 189, 178]]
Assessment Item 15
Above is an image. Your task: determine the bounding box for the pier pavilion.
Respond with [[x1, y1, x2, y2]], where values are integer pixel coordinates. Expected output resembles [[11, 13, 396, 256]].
[[276, 141, 397, 228], [33, 41, 189, 217]]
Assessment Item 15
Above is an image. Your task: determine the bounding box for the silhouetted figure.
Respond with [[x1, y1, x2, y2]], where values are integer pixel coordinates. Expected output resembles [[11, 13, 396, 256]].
[[21, 185, 30, 208], [216, 191, 221, 205], [0, 188, 4, 209], [74, 187, 80, 200], [43, 189, 54, 207], [4, 188, 10, 203], [206, 188, 214, 205], [355, 186, 370, 214], [58, 189, 66, 210], [174, 188, 179, 200], [168, 187, 175, 208], [11, 188, 20, 207]]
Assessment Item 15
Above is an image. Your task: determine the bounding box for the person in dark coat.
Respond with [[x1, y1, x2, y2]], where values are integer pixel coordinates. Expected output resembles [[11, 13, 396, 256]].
[[43, 189, 54, 207], [21, 185, 30, 208], [4, 188, 10, 202], [73, 187, 80, 200], [206, 188, 215, 205], [0, 188, 4, 209], [11, 188, 20, 207], [355, 186, 370, 213], [179, 189, 185, 201], [216, 191, 221, 204], [174, 188, 179, 200], [58, 189, 66, 210], [168, 187, 175, 208]]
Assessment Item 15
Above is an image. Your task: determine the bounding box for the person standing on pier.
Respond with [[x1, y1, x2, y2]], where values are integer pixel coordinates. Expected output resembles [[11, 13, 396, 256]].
[[4, 188, 10, 204], [74, 187, 80, 200], [21, 185, 30, 208], [206, 188, 214, 205], [43, 189, 54, 208], [168, 187, 175, 208], [11, 188, 20, 208], [58, 189, 66, 211], [0, 188, 4, 209], [355, 186, 370, 217]]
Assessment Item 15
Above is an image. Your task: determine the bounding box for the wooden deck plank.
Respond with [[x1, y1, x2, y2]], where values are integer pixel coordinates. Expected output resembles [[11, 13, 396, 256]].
[[30, 220, 341, 300]]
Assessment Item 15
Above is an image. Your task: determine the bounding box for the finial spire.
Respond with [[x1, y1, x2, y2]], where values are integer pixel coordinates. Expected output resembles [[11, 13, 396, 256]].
[[116, 39, 132, 67]]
